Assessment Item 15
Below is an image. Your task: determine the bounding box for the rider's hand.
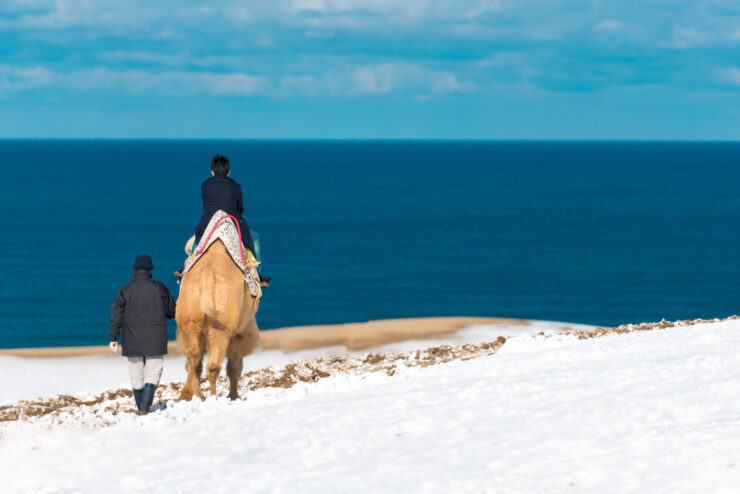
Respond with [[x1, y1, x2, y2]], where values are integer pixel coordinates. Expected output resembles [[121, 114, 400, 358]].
[[109, 342, 118, 353]]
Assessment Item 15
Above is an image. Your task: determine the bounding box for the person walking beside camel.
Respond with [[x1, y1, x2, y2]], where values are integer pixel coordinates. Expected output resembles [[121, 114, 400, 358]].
[[110, 254, 176, 415]]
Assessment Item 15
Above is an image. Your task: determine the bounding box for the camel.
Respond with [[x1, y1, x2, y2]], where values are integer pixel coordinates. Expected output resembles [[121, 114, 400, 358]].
[[176, 238, 260, 401]]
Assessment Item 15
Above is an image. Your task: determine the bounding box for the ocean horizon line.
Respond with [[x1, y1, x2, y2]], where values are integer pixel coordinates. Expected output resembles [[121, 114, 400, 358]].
[[2, 138, 740, 143]]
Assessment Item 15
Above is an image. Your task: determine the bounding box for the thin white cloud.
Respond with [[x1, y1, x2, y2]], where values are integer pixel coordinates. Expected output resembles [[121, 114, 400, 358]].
[[104, 52, 260, 70], [351, 63, 473, 96], [102, 51, 192, 66], [595, 20, 624, 32], [281, 74, 318, 90], [730, 68, 740, 85], [0, 0, 506, 33], [0, 66, 54, 91], [0, 0, 54, 14], [715, 67, 740, 86], [475, 51, 527, 69], [0, 63, 474, 98], [0, 66, 270, 96], [352, 65, 393, 94], [430, 72, 464, 93], [277, 69, 347, 96], [12, 0, 104, 30], [529, 29, 565, 41], [195, 72, 268, 96], [0, 0, 219, 36], [288, 0, 502, 21], [670, 25, 713, 49], [225, 5, 251, 23]]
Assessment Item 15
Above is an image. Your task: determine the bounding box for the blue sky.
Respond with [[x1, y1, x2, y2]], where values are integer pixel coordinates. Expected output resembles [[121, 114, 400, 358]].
[[0, 0, 739, 139]]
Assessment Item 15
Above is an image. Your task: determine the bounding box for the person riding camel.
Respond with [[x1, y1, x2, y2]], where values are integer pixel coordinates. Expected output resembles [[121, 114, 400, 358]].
[[176, 154, 269, 283]]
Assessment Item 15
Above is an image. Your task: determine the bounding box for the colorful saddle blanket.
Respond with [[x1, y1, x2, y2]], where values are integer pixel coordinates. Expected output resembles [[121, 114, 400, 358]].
[[182, 210, 261, 297]]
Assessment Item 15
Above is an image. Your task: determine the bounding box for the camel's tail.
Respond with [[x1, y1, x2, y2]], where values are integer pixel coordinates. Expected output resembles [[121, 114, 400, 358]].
[[199, 269, 221, 320]]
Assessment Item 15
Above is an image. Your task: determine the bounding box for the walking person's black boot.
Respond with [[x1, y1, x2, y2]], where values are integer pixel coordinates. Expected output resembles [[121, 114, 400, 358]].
[[140, 383, 157, 415], [133, 388, 144, 411]]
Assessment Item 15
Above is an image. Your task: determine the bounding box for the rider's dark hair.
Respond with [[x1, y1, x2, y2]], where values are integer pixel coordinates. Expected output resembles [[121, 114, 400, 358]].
[[211, 155, 230, 176]]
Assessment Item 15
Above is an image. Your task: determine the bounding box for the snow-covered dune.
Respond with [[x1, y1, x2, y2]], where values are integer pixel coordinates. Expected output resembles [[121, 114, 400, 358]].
[[1, 318, 738, 493], [0, 318, 589, 403]]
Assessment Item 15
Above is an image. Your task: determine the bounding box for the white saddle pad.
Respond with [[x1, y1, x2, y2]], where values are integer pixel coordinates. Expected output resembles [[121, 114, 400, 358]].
[[182, 210, 261, 297]]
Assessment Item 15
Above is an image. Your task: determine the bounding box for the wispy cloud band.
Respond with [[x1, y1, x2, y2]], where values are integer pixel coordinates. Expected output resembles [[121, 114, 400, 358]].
[[1, 1, 740, 137]]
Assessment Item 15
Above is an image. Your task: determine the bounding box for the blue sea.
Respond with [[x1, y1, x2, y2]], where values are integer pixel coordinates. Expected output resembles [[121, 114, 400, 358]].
[[1, 140, 739, 348]]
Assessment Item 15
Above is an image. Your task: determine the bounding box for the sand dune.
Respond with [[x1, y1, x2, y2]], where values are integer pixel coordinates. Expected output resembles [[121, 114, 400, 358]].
[[0, 317, 526, 358]]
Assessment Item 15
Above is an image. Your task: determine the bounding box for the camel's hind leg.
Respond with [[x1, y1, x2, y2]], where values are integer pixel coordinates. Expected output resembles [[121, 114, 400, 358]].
[[225, 337, 245, 401], [226, 318, 260, 400], [205, 321, 230, 397], [178, 324, 206, 401]]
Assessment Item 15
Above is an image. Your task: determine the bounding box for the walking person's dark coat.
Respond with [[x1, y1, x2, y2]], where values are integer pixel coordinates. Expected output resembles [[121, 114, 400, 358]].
[[194, 175, 254, 252], [110, 256, 176, 357]]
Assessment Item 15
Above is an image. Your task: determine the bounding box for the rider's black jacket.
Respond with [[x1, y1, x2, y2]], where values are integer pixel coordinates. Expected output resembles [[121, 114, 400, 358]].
[[194, 174, 253, 251]]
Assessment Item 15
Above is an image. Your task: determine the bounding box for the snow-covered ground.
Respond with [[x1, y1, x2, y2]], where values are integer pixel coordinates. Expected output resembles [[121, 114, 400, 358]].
[[1, 319, 738, 493], [0, 320, 588, 404]]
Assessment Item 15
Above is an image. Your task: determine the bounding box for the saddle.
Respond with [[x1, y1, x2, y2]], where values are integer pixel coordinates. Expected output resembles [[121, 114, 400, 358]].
[[180, 210, 262, 297]]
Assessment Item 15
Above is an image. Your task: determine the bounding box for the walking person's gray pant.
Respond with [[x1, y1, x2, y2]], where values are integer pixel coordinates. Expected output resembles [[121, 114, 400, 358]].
[[127, 356, 164, 388]]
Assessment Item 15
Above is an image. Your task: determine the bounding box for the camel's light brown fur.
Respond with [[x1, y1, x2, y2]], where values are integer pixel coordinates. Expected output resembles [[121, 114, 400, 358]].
[[176, 240, 260, 401]]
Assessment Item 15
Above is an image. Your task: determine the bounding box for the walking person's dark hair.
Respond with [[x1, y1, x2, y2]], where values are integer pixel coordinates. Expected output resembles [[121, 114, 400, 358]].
[[211, 155, 230, 176]]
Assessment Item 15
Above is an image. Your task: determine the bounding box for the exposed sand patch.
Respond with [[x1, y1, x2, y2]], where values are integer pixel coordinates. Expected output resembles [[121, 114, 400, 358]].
[[0, 346, 124, 359], [0, 317, 526, 358], [259, 317, 525, 353]]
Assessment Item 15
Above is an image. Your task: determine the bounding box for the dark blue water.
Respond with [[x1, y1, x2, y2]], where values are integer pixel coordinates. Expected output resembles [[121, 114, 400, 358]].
[[1, 140, 739, 348]]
